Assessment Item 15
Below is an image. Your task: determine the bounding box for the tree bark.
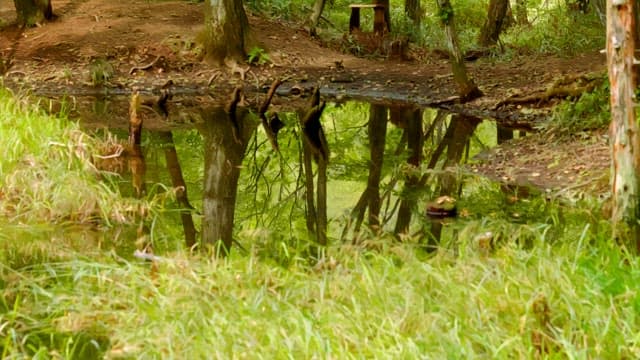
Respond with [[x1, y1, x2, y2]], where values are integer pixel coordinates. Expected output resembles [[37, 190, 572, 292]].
[[204, 0, 250, 65], [437, 0, 483, 101], [405, 0, 422, 26], [199, 105, 256, 256], [478, 0, 509, 47], [373, 0, 392, 32], [607, 0, 640, 249], [13, 0, 52, 27], [157, 131, 197, 249], [309, 0, 327, 36]]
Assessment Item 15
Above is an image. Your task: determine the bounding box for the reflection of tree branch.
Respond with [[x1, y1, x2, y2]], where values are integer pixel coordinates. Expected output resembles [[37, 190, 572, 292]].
[[157, 131, 197, 249], [299, 87, 329, 246], [259, 79, 284, 150]]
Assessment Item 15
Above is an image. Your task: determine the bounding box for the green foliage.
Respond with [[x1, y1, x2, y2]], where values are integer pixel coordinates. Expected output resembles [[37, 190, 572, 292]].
[[88, 58, 114, 86], [541, 82, 610, 135], [247, 46, 271, 65], [502, 8, 604, 55], [437, 5, 454, 24]]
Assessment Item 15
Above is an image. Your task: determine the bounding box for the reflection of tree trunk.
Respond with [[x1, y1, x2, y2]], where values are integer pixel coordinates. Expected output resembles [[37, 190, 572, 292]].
[[299, 88, 329, 246], [422, 115, 480, 251], [128, 92, 145, 198], [199, 107, 256, 256], [394, 108, 423, 236], [309, 0, 327, 36], [440, 115, 481, 194], [128, 144, 146, 198], [345, 105, 389, 241], [317, 157, 328, 246], [367, 105, 388, 228], [478, 0, 509, 47], [157, 131, 197, 249], [301, 138, 317, 235], [437, 0, 483, 101]]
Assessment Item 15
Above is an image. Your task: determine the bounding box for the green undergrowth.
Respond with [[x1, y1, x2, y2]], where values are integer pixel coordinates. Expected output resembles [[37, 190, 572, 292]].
[[540, 82, 610, 136], [247, 0, 603, 58], [0, 88, 163, 263]]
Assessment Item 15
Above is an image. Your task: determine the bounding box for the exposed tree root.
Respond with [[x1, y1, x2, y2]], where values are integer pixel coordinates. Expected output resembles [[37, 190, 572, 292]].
[[493, 73, 604, 109]]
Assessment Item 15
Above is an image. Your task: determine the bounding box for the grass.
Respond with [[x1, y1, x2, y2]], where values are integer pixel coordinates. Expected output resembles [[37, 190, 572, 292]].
[[1, 89, 639, 358], [4, 227, 640, 358]]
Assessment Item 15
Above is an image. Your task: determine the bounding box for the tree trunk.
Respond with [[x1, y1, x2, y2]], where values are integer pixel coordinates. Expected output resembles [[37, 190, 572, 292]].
[[157, 131, 197, 249], [199, 107, 256, 256], [607, 0, 640, 250], [405, 0, 422, 26], [478, 0, 509, 47], [309, 0, 327, 36], [437, 0, 483, 101], [13, 0, 52, 27], [394, 108, 423, 236], [373, 0, 392, 32], [514, 0, 530, 25], [204, 0, 249, 65]]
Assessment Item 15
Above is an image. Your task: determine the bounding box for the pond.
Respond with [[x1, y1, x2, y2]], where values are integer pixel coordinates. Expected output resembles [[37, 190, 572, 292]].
[[43, 90, 556, 259]]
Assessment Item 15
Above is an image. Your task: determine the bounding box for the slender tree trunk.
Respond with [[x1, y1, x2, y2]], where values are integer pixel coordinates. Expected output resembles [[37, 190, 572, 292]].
[[405, 0, 422, 26], [478, 0, 509, 47], [199, 107, 256, 256], [607, 0, 640, 249], [309, 0, 327, 36], [394, 108, 423, 236], [437, 0, 483, 101], [13, 0, 52, 27], [514, 0, 529, 25], [204, 0, 249, 64], [158, 131, 197, 249]]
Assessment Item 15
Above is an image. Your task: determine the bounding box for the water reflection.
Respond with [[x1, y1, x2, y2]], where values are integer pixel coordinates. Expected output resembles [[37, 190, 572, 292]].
[[74, 93, 545, 255]]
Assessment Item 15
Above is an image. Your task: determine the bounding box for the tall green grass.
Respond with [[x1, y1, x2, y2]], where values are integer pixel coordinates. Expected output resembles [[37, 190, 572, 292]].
[[3, 229, 640, 358]]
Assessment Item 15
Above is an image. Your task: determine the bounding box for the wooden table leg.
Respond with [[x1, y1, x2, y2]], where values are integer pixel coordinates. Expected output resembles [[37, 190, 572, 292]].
[[349, 7, 361, 33]]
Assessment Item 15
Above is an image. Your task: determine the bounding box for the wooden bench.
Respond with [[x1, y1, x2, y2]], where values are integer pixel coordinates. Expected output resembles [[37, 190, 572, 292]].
[[349, 4, 387, 34]]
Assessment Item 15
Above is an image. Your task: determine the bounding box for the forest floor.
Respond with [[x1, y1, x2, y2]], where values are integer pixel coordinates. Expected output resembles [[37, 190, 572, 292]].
[[0, 0, 609, 196]]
